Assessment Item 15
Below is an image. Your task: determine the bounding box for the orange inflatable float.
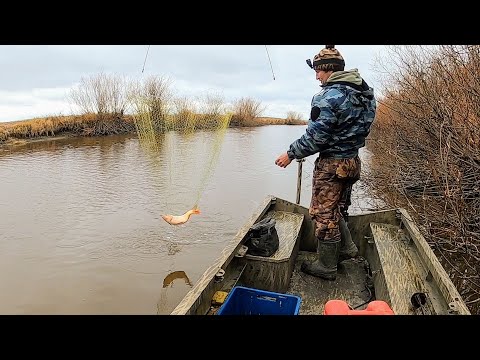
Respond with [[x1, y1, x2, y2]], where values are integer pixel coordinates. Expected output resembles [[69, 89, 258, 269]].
[[323, 300, 394, 315]]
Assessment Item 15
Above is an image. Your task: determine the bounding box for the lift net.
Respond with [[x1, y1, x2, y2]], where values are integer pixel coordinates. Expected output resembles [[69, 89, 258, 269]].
[[130, 84, 232, 217]]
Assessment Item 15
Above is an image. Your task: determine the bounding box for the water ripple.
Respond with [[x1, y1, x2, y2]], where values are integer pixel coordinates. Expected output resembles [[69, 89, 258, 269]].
[[0, 127, 376, 314]]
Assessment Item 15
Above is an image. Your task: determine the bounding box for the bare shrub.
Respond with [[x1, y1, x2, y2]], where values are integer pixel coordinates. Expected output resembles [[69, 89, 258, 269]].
[[366, 45, 480, 313], [129, 75, 174, 132], [171, 96, 198, 133], [230, 97, 265, 126], [285, 111, 305, 125], [196, 90, 230, 129], [69, 72, 129, 118]]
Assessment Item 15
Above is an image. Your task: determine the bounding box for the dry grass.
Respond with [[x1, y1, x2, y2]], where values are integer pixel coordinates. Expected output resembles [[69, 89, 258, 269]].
[[252, 116, 306, 126], [0, 113, 136, 143], [285, 111, 305, 125], [0, 73, 307, 146], [230, 97, 266, 126], [0, 113, 305, 146]]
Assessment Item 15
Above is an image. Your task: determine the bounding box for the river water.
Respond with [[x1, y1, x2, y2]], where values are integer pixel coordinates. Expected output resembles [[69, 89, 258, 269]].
[[0, 125, 373, 314]]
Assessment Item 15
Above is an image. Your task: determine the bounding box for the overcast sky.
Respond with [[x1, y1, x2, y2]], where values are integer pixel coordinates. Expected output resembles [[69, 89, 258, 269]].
[[0, 45, 389, 123]]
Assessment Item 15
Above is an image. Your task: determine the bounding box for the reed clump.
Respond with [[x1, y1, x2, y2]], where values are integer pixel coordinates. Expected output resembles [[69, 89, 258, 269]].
[[285, 111, 305, 125], [230, 97, 266, 127]]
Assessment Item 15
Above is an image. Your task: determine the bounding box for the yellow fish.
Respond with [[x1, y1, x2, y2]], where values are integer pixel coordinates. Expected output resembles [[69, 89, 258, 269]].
[[161, 207, 201, 225]]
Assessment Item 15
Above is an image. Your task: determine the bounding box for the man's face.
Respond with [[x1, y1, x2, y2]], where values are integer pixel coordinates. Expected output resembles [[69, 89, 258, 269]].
[[315, 69, 331, 84]]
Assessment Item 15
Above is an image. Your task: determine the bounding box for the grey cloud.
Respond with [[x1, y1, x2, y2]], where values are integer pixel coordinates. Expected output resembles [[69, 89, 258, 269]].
[[0, 45, 387, 122]]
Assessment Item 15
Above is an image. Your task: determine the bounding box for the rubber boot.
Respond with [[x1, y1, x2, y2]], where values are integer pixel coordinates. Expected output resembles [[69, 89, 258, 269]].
[[339, 217, 358, 263], [301, 240, 341, 280]]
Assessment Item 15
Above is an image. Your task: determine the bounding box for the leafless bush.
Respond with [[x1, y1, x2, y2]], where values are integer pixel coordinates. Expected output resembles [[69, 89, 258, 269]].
[[69, 72, 129, 118], [196, 90, 229, 129], [285, 111, 305, 125], [171, 96, 198, 133], [230, 97, 265, 126], [129, 75, 174, 132], [366, 45, 480, 313]]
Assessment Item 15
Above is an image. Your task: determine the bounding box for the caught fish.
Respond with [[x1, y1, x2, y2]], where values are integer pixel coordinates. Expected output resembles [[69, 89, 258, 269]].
[[161, 207, 201, 225]]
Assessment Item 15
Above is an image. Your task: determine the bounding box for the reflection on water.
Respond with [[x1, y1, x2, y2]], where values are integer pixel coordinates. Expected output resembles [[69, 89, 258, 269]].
[[157, 270, 193, 315], [0, 126, 375, 314], [163, 270, 192, 287]]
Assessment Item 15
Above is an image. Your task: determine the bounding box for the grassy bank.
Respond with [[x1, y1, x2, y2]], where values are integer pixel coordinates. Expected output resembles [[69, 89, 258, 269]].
[[1, 74, 306, 146], [0, 113, 306, 147]]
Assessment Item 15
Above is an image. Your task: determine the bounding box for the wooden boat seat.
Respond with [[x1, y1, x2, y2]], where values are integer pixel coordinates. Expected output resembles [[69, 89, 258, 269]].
[[245, 210, 304, 263], [367, 222, 461, 315], [240, 210, 304, 293]]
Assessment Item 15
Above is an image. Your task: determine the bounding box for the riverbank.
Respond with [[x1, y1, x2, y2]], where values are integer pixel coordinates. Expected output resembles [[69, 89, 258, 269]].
[[0, 114, 307, 149], [0, 133, 76, 150]]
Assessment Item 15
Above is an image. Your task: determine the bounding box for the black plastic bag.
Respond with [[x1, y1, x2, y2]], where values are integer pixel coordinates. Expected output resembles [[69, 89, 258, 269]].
[[245, 216, 279, 257]]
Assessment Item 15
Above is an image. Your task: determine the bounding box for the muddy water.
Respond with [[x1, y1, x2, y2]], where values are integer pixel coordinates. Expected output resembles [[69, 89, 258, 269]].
[[0, 125, 373, 314]]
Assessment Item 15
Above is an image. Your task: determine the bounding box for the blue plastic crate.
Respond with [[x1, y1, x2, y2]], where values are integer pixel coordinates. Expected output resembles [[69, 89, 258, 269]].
[[217, 286, 301, 315]]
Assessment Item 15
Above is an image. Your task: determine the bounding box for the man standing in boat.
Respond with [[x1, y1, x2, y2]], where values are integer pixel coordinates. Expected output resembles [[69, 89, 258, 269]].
[[275, 45, 377, 280]]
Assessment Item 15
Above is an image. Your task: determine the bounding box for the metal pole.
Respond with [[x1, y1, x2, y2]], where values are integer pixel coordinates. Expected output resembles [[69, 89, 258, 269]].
[[296, 159, 305, 204]]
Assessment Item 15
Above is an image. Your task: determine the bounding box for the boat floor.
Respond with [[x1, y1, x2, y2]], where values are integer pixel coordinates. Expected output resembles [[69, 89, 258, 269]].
[[287, 251, 372, 315]]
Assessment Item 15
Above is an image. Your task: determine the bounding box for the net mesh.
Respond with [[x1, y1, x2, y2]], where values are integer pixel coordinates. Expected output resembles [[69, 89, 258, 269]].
[[130, 83, 232, 219]]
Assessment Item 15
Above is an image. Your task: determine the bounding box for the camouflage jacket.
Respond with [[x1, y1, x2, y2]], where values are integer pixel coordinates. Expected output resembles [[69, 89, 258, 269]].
[[287, 69, 376, 160]]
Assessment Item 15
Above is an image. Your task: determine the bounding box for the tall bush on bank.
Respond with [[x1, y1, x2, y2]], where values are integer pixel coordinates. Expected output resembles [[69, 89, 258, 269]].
[[365, 45, 480, 313], [69, 71, 130, 118], [230, 97, 265, 127]]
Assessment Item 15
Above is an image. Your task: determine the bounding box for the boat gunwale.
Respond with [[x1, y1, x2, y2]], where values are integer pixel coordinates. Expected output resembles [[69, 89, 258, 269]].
[[170, 195, 276, 315], [397, 208, 471, 315], [170, 195, 471, 315]]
